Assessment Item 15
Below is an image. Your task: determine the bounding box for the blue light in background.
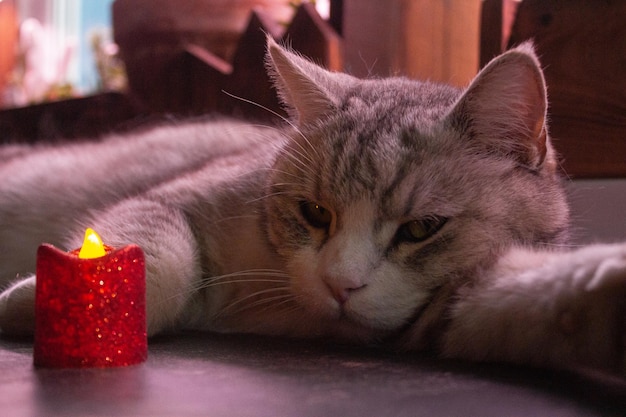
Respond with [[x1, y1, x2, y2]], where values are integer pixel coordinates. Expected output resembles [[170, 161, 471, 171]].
[[77, 0, 113, 92]]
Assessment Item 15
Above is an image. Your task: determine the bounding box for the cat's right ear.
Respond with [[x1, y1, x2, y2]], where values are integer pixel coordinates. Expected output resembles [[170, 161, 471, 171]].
[[445, 43, 550, 170], [266, 36, 355, 126]]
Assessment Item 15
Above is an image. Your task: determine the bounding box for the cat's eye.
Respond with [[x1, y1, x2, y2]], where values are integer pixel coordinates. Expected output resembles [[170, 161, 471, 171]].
[[300, 201, 333, 229], [396, 217, 447, 244]]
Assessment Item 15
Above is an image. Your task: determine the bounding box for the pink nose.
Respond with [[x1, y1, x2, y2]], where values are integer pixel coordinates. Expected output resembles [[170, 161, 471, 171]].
[[327, 283, 366, 305]]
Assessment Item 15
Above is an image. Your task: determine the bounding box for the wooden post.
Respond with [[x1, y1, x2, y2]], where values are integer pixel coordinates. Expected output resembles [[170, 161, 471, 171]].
[[509, 0, 626, 177], [343, 0, 482, 87], [480, 0, 519, 67]]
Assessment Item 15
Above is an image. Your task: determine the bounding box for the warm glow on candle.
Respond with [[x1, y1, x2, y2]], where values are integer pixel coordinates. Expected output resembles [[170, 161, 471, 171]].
[[78, 228, 106, 259]]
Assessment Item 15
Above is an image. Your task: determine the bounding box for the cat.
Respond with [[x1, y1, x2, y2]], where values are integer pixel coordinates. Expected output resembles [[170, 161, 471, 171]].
[[0, 37, 625, 374]]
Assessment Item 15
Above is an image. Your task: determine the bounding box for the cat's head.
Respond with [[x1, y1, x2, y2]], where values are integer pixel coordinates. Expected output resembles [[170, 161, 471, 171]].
[[263, 38, 569, 340]]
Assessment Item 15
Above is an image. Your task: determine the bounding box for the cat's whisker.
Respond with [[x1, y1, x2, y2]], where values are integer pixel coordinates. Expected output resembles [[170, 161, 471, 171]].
[[285, 131, 320, 162], [157, 280, 287, 306], [246, 189, 303, 204], [267, 296, 307, 320], [257, 166, 304, 181], [260, 126, 322, 166], [225, 292, 294, 316], [282, 150, 316, 176], [262, 293, 304, 314], [161, 269, 291, 302], [221, 90, 294, 127], [198, 270, 290, 286], [212, 214, 258, 224], [203, 269, 289, 281], [222, 90, 320, 164], [195, 278, 288, 292], [217, 287, 292, 318], [220, 90, 319, 159]]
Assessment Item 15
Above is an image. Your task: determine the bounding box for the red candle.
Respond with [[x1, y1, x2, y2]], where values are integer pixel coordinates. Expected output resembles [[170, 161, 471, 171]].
[[34, 228, 147, 368]]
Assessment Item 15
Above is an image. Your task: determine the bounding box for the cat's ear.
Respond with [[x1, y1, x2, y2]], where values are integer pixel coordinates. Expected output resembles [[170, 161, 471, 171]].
[[266, 36, 354, 126], [446, 42, 549, 169]]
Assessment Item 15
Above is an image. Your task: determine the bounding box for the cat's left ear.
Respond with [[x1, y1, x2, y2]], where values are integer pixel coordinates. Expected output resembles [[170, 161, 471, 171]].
[[266, 36, 356, 126], [446, 43, 549, 169]]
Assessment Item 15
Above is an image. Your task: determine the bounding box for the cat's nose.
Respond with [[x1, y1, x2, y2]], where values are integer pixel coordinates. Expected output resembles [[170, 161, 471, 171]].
[[327, 283, 366, 305]]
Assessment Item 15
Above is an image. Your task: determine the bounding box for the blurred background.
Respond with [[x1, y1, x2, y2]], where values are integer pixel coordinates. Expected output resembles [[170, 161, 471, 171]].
[[0, 0, 624, 183], [0, 0, 332, 107], [0, 0, 116, 106]]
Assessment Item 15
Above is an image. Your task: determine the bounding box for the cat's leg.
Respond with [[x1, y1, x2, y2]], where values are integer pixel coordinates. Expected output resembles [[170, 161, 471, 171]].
[[0, 198, 203, 337], [440, 244, 626, 373], [86, 199, 204, 335], [0, 276, 36, 336]]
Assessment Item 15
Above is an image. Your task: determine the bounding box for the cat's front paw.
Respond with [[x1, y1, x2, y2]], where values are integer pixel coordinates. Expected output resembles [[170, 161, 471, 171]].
[[0, 276, 36, 336], [441, 243, 626, 374], [559, 244, 626, 373]]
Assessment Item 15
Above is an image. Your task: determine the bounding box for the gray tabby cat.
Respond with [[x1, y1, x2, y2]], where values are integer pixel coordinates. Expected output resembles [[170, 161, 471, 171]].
[[1, 38, 625, 373]]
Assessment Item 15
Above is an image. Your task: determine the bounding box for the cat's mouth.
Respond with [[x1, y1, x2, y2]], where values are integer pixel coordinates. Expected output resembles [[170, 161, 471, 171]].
[[329, 283, 457, 348], [324, 297, 417, 337], [290, 265, 437, 338], [299, 293, 390, 337]]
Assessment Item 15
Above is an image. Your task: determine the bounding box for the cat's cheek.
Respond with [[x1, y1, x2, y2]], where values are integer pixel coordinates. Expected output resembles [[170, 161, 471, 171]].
[[286, 250, 343, 320]]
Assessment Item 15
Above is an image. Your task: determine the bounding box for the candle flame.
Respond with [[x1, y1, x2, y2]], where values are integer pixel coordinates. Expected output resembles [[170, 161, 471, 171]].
[[78, 228, 106, 259]]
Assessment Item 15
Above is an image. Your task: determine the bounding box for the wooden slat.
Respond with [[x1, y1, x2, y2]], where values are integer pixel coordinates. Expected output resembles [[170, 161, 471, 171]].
[[0, 93, 143, 143], [343, 0, 482, 87], [479, 0, 519, 67], [114, 3, 342, 121], [508, 0, 626, 178], [284, 3, 343, 72]]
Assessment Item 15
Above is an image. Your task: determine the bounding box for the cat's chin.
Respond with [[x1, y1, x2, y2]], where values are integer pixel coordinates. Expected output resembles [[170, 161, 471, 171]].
[[299, 297, 409, 342]]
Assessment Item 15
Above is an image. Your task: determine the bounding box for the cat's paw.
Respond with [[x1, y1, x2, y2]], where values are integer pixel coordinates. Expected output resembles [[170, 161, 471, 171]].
[[558, 244, 626, 373], [0, 276, 36, 336], [441, 243, 626, 374]]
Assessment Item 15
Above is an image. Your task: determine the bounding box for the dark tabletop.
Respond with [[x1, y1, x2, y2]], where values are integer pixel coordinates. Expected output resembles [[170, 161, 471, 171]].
[[1, 331, 625, 417]]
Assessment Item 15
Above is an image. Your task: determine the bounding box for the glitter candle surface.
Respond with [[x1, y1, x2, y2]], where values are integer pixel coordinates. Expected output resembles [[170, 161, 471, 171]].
[[34, 236, 147, 368]]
